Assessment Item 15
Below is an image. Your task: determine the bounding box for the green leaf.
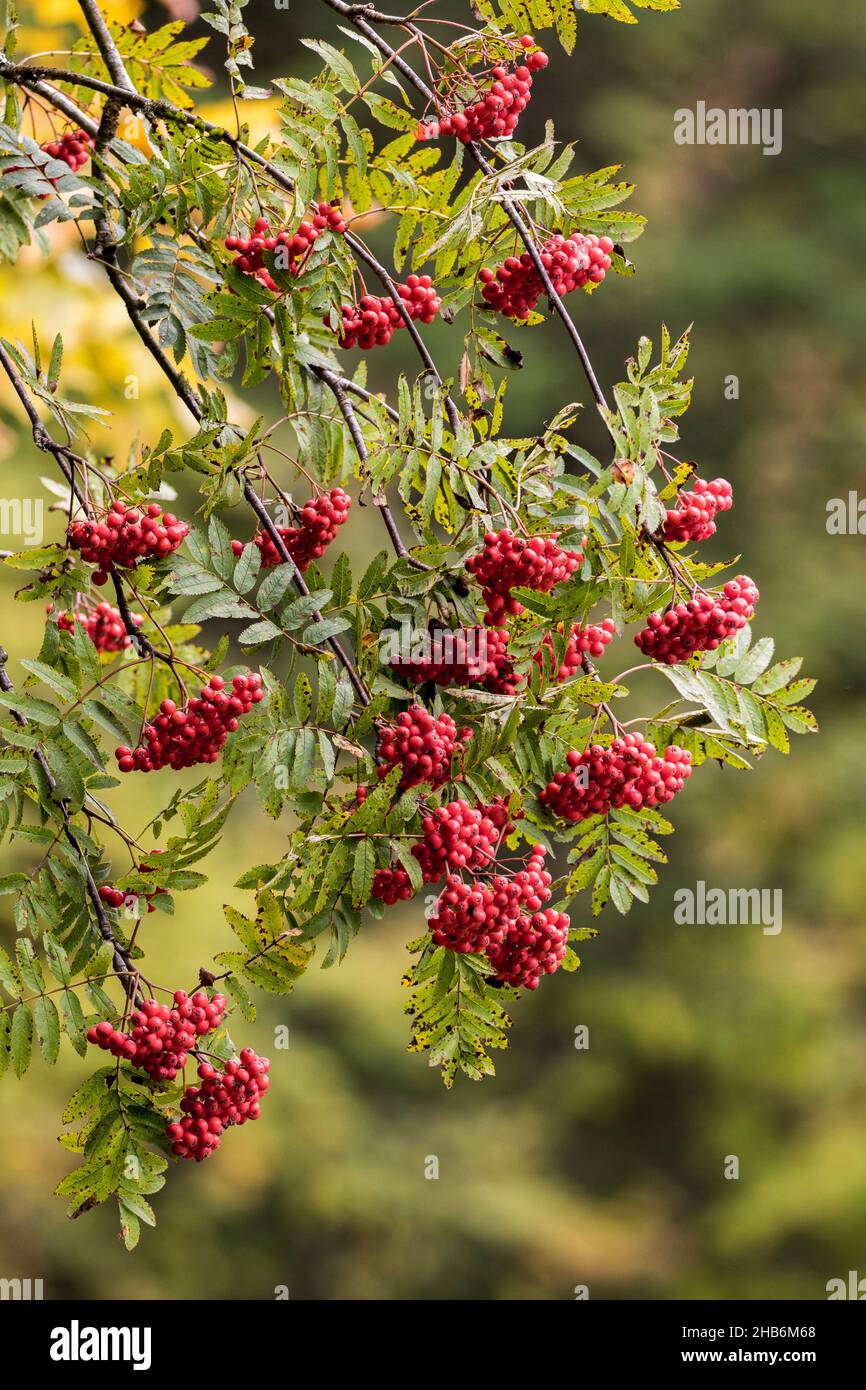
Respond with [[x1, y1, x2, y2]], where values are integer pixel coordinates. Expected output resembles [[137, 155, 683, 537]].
[[351, 838, 375, 908], [34, 995, 60, 1064], [10, 1002, 33, 1077]]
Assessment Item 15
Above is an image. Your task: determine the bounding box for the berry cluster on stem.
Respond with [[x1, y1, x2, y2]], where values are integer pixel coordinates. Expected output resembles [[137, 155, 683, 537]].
[[375, 705, 472, 790], [41, 129, 93, 172], [68, 501, 189, 585], [87, 991, 226, 1083], [480, 232, 613, 320], [333, 275, 441, 350], [416, 36, 548, 144], [540, 735, 693, 822], [430, 845, 568, 990], [466, 528, 584, 625], [634, 576, 758, 664], [232, 486, 351, 571], [114, 672, 263, 772], [663, 476, 732, 543], [167, 1048, 271, 1161], [225, 205, 346, 292], [53, 600, 143, 652]]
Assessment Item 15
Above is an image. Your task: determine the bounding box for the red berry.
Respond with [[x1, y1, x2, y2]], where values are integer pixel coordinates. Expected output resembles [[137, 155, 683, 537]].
[[663, 476, 733, 544], [634, 576, 758, 664], [233, 487, 351, 571], [114, 672, 263, 773], [466, 529, 584, 626], [479, 231, 612, 320], [540, 735, 693, 823]]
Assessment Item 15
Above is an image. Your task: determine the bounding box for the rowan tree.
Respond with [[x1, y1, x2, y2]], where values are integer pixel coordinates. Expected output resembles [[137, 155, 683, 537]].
[[0, 0, 816, 1247]]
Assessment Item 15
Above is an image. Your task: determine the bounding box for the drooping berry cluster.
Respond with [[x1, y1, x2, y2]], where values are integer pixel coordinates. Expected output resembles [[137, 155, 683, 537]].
[[429, 845, 549, 952], [540, 735, 693, 823], [416, 37, 548, 145], [479, 232, 613, 320], [534, 619, 617, 681], [225, 205, 346, 292], [115, 672, 263, 773], [663, 477, 733, 544], [466, 529, 584, 625], [486, 907, 570, 991], [333, 275, 441, 350], [429, 845, 567, 989], [54, 601, 142, 653], [634, 576, 759, 664], [375, 706, 472, 790], [87, 991, 226, 1084], [231, 487, 350, 571], [372, 797, 514, 904], [388, 625, 519, 692], [167, 1048, 270, 1162], [68, 501, 189, 585], [41, 129, 93, 173]]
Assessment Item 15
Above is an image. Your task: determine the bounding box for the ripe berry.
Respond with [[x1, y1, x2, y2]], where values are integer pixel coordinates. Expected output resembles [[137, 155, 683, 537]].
[[634, 576, 759, 664], [466, 529, 584, 626], [52, 601, 142, 653], [416, 41, 548, 145], [68, 500, 189, 584], [388, 626, 521, 694], [231, 487, 350, 570], [41, 129, 93, 174], [534, 619, 616, 681], [225, 204, 346, 292], [375, 705, 472, 790], [479, 231, 613, 319], [87, 991, 227, 1083], [540, 735, 693, 823], [166, 1047, 270, 1161], [663, 477, 733, 544], [114, 672, 263, 772], [330, 276, 441, 350]]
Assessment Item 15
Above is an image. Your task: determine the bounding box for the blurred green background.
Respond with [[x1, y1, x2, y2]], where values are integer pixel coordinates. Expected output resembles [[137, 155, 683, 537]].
[[0, 0, 864, 1299]]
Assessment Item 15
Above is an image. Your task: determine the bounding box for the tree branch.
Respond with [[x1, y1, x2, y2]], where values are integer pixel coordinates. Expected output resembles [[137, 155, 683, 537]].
[[0, 644, 142, 1005], [319, 0, 610, 410]]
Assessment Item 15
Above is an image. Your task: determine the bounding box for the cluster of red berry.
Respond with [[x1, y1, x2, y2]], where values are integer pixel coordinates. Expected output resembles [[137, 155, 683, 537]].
[[466, 529, 584, 625], [534, 619, 617, 681], [372, 796, 514, 904], [225, 204, 346, 292], [54, 601, 142, 653], [634, 576, 759, 664], [41, 129, 93, 173], [114, 672, 263, 773], [333, 275, 441, 350], [232, 487, 350, 571], [430, 845, 568, 989], [86, 991, 226, 1084], [479, 231, 614, 320], [167, 1048, 270, 1162], [416, 37, 548, 145], [98, 883, 161, 915], [68, 501, 189, 585], [663, 476, 733, 544], [375, 705, 472, 790], [387, 625, 514, 689], [487, 907, 570, 991], [98, 853, 166, 916], [540, 735, 693, 823]]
